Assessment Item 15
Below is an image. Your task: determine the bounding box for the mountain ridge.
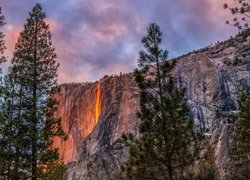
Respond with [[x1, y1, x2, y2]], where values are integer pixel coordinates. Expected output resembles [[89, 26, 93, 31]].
[[53, 30, 250, 179]]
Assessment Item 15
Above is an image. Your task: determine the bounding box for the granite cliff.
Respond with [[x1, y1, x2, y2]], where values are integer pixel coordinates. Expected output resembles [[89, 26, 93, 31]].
[[53, 31, 250, 179]]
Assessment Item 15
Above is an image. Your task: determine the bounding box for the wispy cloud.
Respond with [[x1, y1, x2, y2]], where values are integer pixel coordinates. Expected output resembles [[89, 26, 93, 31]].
[[1, 0, 237, 83]]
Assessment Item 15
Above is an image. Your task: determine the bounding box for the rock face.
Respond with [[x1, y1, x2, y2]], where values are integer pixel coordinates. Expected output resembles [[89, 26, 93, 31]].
[[54, 31, 250, 179], [53, 74, 140, 173], [53, 81, 99, 164]]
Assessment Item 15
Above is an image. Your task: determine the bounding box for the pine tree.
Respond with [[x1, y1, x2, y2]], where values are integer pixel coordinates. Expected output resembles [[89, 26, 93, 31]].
[[227, 92, 250, 179], [0, 3, 66, 179], [0, 6, 9, 177], [0, 7, 6, 66], [123, 23, 201, 180], [0, 68, 28, 179], [224, 0, 250, 29]]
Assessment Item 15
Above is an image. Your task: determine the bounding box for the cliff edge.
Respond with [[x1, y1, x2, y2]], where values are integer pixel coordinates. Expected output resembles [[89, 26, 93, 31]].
[[54, 31, 250, 179]]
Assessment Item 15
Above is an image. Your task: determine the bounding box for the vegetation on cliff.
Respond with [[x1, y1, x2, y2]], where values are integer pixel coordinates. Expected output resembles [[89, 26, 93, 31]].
[[0, 1, 248, 180]]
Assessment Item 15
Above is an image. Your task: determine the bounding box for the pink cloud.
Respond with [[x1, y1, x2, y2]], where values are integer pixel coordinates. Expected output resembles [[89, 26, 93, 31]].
[[1, 0, 237, 84], [93, 23, 129, 43], [4, 25, 21, 59]]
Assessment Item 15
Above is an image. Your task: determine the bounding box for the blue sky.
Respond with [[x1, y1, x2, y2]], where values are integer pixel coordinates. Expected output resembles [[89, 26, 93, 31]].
[[1, 0, 238, 83]]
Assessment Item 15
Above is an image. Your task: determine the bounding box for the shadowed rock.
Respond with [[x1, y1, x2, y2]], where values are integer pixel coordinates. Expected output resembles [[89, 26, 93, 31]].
[[54, 32, 250, 179]]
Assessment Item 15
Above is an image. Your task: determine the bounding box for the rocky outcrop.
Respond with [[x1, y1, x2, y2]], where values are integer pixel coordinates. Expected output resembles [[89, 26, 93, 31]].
[[54, 31, 250, 179], [53, 74, 140, 172], [53, 81, 100, 164]]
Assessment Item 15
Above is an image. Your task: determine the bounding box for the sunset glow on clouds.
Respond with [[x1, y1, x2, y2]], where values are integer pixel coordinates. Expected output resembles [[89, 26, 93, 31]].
[[1, 0, 237, 83]]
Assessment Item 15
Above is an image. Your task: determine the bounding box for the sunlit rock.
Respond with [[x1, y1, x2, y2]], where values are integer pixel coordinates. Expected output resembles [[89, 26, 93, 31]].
[[54, 32, 249, 179]]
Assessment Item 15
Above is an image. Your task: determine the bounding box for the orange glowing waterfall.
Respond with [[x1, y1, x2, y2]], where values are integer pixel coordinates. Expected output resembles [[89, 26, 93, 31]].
[[95, 81, 102, 123]]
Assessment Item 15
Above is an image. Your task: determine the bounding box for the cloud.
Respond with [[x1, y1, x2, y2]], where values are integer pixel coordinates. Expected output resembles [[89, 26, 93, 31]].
[[47, 0, 144, 83], [4, 25, 20, 59], [1, 0, 237, 83], [147, 0, 238, 57]]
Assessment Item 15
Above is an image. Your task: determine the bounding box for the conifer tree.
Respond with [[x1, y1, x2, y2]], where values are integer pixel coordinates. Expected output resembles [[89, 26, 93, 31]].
[[227, 92, 250, 179], [0, 6, 8, 177], [0, 69, 28, 179], [123, 23, 201, 180], [0, 3, 66, 179], [0, 7, 6, 66]]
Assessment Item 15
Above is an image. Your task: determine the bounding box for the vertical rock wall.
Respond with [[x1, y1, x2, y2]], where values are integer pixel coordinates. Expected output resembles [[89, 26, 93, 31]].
[[54, 32, 250, 179], [53, 74, 140, 166], [53, 81, 101, 164]]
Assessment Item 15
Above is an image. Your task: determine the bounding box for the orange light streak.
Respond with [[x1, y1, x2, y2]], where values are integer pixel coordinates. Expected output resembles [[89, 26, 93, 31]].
[[95, 81, 102, 123]]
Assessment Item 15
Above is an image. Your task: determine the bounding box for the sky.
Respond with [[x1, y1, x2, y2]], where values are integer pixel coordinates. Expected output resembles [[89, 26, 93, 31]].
[[1, 0, 238, 84]]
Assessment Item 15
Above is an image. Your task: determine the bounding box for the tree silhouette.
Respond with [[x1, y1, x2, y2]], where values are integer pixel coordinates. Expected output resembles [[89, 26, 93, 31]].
[[226, 92, 250, 179], [123, 23, 202, 180], [224, 0, 250, 29], [0, 7, 6, 72], [0, 3, 67, 179]]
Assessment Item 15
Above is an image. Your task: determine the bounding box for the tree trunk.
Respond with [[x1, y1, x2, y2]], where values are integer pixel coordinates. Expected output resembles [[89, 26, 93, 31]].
[[31, 18, 38, 180], [167, 166, 174, 180]]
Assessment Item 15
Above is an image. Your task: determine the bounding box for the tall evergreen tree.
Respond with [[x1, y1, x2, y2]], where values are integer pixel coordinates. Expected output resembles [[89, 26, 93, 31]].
[[0, 6, 8, 177], [123, 23, 201, 180], [0, 3, 66, 179], [0, 69, 28, 179], [0, 7, 6, 66], [227, 92, 250, 179], [223, 2, 250, 178]]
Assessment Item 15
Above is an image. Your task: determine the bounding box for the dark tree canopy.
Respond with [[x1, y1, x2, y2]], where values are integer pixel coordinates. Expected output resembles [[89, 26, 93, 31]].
[[0, 7, 6, 70], [0, 3, 66, 179], [226, 92, 250, 179], [122, 23, 201, 180]]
